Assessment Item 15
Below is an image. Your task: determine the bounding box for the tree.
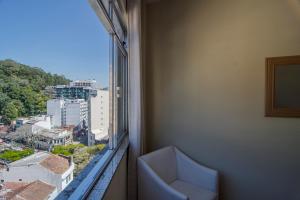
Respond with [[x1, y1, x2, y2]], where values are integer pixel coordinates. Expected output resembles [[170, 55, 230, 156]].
[[20, 87, 36, 116], [3, 102, 18, 123], [11, 99, 25, 116], [0, 59, 71, 121], [35, 93, 48, 114], [0, 93, 10, 112]]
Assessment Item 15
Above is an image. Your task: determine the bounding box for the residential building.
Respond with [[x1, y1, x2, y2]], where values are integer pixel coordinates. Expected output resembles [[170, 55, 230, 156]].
[[49, 80, 98, 101], [31, 115, 53, 130], [15, 118, 30, 128], [54, 85, 97, 101], [47, 99, 64, 127], [64, 99, 88, 127], [70, 80, 97, 88], [8, 116, 53, 142], [0, 123, 8, 134], [88, 89, 109, 145], [0, 152, 74, 195], [47, 99, 88, 128], [16, 116, 52, 130], [45, 85, 56, 98], [7, 118, 72, 150], [34, 129, 73, 150]]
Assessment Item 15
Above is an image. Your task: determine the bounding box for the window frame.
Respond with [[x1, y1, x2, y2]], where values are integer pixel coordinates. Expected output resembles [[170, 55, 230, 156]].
[[111, 35, 128, 149], [92, 0, 128, 150], [59, 0, 129, 199]]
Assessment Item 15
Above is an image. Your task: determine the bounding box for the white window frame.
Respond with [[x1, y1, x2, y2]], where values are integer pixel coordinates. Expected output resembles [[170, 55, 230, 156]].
[[60, 0, 128, 199], [111, 35, 128, 148]]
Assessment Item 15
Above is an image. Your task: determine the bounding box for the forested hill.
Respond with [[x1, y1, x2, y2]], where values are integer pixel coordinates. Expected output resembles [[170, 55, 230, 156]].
[[0, 59, 71, 124]]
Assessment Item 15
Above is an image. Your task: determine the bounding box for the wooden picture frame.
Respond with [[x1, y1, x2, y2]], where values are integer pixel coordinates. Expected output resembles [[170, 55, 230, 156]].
[[265, 55, 300, 117]]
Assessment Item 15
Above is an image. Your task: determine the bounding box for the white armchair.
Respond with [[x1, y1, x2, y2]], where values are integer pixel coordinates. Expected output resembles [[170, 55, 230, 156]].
[[138, 146, 219, 200]]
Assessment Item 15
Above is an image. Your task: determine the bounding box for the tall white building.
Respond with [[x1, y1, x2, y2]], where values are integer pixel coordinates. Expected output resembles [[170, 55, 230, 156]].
[[88, 89, 109, 145], [65, 99, 88, 126], [47, 99, 88, 128], [47, 99, 64, 127]]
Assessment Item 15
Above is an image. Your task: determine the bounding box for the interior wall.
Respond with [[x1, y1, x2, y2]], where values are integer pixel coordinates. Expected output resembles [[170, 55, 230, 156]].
[[144, 0, 300, 199], [103, 153, 127, 200]]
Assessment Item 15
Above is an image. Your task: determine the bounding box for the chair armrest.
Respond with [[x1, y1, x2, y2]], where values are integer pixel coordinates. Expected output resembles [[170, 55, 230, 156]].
[[138, 157, 188, 200], [175, 148, 219, 193]]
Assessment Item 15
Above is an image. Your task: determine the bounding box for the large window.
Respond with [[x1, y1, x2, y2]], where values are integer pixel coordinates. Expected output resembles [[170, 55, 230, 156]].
[[0, 0, 127, 199]]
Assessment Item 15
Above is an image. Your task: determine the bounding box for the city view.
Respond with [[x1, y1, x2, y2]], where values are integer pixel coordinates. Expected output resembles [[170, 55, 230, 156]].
[[0, 0, 110, 199]]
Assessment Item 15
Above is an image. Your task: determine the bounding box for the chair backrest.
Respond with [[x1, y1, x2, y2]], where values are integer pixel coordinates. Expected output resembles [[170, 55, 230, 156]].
[[139, 146, 177, 183]]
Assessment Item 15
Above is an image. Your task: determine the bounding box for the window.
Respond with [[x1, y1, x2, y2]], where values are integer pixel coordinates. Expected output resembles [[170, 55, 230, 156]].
[[114, 37, 128, 143], [0, 0, 127, 199]]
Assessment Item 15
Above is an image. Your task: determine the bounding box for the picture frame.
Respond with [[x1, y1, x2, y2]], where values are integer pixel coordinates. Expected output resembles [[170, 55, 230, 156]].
[[265, 55, 300, 117]]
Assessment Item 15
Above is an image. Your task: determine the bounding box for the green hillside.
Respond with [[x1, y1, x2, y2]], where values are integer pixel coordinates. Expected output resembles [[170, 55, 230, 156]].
[[0, 59, 70, 124]]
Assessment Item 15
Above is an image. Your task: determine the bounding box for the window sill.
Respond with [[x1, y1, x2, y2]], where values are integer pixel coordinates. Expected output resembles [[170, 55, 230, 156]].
[[56, 135, 129, 200]]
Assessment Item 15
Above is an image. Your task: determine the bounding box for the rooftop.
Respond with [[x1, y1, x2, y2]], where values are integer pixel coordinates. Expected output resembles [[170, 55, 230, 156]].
[[8, 152, 71, 175], [40, 154, 70, 174], [3, 180, 56, 200], [38, 129, 71, 139]]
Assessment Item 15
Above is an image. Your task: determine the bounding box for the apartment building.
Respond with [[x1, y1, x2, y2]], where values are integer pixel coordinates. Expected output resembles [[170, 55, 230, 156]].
[[88, 89, 109, 145], [48, 80, 98, 101], [15, 115, 52, 131], [64, 99, 88, 127], [47, 99, 88, 128], [15, 118, 30, 128], [11, 116, 53, 140], [34, 129, 73, 150], [70, 80, 97, 88]]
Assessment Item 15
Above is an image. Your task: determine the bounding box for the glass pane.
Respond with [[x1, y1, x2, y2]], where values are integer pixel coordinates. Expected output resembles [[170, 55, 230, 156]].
[[112, 9, 125, 42], [0, 0, 110, 199], [274, 64, 300, 108], [115, 44, 127, 142]]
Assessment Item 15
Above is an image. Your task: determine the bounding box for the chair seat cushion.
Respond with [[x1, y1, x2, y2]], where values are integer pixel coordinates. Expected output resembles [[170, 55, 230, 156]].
[[170, 180, 217, 200]]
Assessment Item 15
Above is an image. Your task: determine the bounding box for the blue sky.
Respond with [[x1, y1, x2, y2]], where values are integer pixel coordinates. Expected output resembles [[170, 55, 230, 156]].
[[0, 0, 109, 87]]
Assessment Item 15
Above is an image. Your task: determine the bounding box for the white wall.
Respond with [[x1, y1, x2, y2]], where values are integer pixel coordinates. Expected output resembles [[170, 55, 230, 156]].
[[1, 163, 63, 191], [65, 103, 81, 126], [65, 100, 88, 126], [89, 89, 109, 141], [47, 99, 64, 127], [98, 90, 109, 134], [34, 116, 52, 130]]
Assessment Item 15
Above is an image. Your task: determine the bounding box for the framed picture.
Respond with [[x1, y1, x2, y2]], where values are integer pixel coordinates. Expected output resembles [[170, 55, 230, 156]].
[[265, 55, 300, 117]]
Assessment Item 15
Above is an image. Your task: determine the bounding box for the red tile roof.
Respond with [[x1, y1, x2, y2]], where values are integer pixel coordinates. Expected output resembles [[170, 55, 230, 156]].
[[4, 180, 56, 200], [2, 182, 29, 200], [40, 154, 70, 174]]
